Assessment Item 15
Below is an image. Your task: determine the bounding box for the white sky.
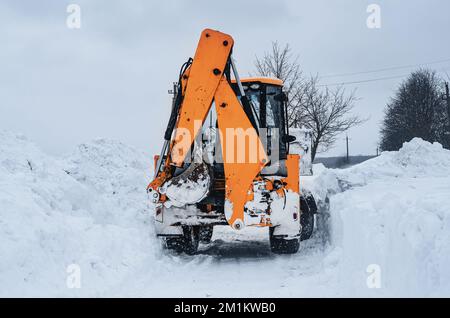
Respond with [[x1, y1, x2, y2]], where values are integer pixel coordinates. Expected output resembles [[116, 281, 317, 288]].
[[1, 0, 450, 158]]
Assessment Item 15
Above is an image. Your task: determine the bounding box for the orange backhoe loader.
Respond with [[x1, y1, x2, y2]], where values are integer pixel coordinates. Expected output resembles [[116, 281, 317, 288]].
[[147, 29, 317, 254]]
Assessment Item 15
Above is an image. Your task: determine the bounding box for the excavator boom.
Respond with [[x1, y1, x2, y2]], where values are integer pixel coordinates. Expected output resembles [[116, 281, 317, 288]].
[[150, 29, 268, 228], [170, 29, 233, 166]]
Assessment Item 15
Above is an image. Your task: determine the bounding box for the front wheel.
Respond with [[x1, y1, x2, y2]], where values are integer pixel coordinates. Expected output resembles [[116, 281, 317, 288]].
[[164, 226, 200, 255], [269, 227, 300, 254]]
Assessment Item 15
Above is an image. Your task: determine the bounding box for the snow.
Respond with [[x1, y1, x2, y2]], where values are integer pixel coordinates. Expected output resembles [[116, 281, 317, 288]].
[[1, 132, 450, 297], [324, 138, 450, 296], [329, 176, 450, 296], [0, 131, 155, 296], [161, 164, 210, 208], [289, 127, 313, 176]]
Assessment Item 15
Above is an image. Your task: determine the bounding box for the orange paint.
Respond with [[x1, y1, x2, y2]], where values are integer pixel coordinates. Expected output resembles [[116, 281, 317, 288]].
[[170, 29, 234, 167], [214, 78, 268, 226]]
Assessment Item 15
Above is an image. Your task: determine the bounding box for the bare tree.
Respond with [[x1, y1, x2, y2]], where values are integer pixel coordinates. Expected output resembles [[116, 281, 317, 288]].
[[300, 76, 363, 161], [255, 43, 364, 161], [254, 42, 305, 127]]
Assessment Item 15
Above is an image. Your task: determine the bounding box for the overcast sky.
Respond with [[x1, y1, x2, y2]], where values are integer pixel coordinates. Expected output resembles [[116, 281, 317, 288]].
[[1, 0, 450, 158]]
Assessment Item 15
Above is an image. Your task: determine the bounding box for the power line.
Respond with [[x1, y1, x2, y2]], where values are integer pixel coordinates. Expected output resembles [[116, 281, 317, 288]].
[[318, 73, 409, 87], [321, 57, 450, 79], [318, 66, 450, 87]]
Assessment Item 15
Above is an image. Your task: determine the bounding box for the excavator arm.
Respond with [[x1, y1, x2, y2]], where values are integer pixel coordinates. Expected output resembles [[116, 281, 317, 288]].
[[148, 29, 268, 228]]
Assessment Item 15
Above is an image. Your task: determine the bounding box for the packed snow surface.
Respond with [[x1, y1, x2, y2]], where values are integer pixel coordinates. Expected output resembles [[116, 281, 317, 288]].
[[1, 132, 449, 297]]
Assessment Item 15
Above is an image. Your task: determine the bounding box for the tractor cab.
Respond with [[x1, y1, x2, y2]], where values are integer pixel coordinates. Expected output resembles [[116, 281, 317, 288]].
[[231, 77, 293, 165]]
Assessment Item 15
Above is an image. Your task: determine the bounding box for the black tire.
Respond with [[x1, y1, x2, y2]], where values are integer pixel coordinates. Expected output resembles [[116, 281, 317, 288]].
[[300, 211, 314, 241], [299, 194, 316, 241], [269, 227, 300, 254], [164, 226, 200, 255], [164, 236, 185, 253], [199, 226, 213, 244]]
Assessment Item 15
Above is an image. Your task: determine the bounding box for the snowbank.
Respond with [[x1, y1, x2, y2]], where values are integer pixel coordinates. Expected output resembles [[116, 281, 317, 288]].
[[1, 132, 449, 297], [305, 138, 450, 197], [323, 138, 450, 296], [0, 131, 155, 296], [64, 138, 152, 226], [336, 137, 450, 185]]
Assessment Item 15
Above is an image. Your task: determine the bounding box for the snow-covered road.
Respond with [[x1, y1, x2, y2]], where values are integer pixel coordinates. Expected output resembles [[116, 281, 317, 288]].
[[111, 226, 334, 298], [1, 131, 449, 297]]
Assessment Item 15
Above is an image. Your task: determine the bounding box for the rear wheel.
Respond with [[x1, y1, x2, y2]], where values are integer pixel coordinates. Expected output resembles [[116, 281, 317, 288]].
[[300, 194, 316, 241], [269, 227, 300, 254], [300, 211, 314, 241], [164, 226, 200, 255], [199, 226, 213, 244]]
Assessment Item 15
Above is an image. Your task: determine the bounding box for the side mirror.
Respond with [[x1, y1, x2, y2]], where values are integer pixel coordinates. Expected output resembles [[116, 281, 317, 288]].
[[282, 134, 296, 143], [274, 92, 288, 102]]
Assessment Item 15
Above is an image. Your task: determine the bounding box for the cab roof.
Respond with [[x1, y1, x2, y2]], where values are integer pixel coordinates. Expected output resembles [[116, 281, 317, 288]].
[[231, 77, 283, 87]]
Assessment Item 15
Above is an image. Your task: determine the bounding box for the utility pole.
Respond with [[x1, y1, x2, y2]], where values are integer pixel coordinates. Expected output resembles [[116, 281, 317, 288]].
[[346, 134, 349, 164], [444, 82, 450, 147]]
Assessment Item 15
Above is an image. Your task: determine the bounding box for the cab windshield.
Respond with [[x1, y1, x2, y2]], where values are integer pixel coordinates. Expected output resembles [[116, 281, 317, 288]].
[[238, 82, 287, 160]]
